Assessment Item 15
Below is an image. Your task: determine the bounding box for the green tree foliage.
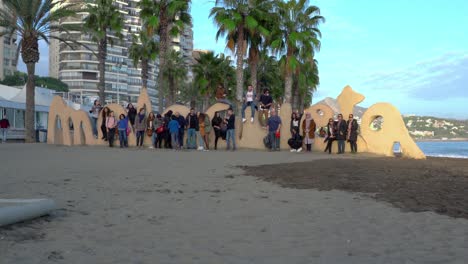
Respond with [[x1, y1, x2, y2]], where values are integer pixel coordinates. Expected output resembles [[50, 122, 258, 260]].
[[210, 0, 268, 110], [270, 0, 324, 104], [128, 30, 158, 90], [140, 0, 191, 109], [83, 0, 124, 104], [162, 50, 187, 105], [0, 71, 69, 92], [192, 51, 235, 109], [0, 0, 79, 142]]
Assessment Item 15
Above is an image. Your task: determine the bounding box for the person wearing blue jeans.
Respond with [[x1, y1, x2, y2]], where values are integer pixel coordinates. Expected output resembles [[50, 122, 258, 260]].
[[117, 114, 129, 148], [225, 108, 236, 151], [335, 113, 347, 154], [241, 85, 256, 123], [186, 108, 199, 149], [168, 116, 180, 149], [266, 108, 282, 151]]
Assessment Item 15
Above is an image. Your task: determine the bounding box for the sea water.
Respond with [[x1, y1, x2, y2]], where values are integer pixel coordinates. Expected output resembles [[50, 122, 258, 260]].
[[416, 141, 468, 159]]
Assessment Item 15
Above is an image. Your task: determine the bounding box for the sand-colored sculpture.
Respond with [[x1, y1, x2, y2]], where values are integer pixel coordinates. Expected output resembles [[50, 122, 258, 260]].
[[336, 85, 365, 118], [136, 88, 152, 114], [47, 86, 425, 159], [361, 103, 425, 159], [47, 96, 96, 146], [163, 104, 190, 118]]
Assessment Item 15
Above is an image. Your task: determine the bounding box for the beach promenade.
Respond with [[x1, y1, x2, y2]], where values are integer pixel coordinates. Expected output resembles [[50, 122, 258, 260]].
[[0, 144, 467, 263]]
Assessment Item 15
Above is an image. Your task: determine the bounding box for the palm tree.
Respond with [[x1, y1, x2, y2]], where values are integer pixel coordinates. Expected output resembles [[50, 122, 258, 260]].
[[193, 51, 235, 109], [0, 0, 79, 142], [210, 0, 264, 110], [83, 0, 124, 104], [246, 0, 273, 93], [128, 30, 158, 90], [140, 0, 191, 110], [162, 50, 187, 106], [270, 0, 324, 104], [292, 57, 319, 111]]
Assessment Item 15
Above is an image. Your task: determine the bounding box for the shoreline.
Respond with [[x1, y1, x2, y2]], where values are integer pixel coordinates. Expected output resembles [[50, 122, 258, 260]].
[[415, 138, 468, 142]]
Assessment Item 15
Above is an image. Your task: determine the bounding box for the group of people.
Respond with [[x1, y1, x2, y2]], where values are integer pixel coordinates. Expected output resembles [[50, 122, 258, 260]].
[[88, 83, 360, 153], [286, 111, 360, 154], [90, 100, 239, 151]]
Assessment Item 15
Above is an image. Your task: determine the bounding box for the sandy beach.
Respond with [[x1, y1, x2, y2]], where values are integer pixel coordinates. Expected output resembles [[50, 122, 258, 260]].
[[1, 144, 467, 263]]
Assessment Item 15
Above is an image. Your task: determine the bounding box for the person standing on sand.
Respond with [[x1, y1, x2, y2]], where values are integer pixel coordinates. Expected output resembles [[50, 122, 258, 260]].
[[117, 113, 129, 148], [212, 112, 224, 150], [106, 111, 117, 147], [135, 108, 147, 148], [126, 103, 137, 130], [347, 114, 359, 153], [336, 114, 347, 154], [198, 113, 212, 151], [175, 112, 186, 149], [89, 100, 102, 137], [146, 112, 157, 149], [302, 112, 316, 152], [0, 114, 10, 143], [266, 108, 282, 151], [168, 115, 180, 149], [186, 108, 199, 149], [241, 84, 257, 123], [100, 107, 110, 141], [155, 114, 164, 148], [225, 108, 236, 151], [324, 118, 336, 154]]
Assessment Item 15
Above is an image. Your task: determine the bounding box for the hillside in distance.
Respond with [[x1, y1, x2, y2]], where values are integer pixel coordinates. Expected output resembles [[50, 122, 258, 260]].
[[316, 98, 468, 140]]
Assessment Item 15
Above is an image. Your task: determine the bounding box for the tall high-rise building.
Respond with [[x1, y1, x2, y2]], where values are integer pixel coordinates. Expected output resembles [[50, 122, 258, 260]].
[[49, 0, 159, 109], [49, 1, 194, 111], [0, 2, 18, 80]]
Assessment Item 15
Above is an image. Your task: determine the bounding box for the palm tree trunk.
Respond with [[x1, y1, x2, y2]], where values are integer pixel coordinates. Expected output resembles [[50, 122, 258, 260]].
[[235, 26, 245, 113], [25, 62, 36, 143], [158, 18, 169, 111], [141, 58, 148, 89], [249, 47, 259, 92], [97, 37, 107, 104], [284, 50, 294, 104]]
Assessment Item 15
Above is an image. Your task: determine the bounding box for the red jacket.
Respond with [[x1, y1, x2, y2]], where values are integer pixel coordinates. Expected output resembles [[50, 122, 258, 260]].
[[0, 118, 10, 128]]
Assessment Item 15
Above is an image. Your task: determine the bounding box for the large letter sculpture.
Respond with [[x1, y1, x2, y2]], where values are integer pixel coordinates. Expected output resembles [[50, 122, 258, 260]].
[[47, 86, 425, 159]]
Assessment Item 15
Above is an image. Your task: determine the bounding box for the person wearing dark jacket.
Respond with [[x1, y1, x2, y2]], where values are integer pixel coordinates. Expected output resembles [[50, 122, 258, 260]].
[[135, 108, 147, 147], [100, 107, 110, 141], [288, 128, 303, 152], [335, 113, 347, 154], [324, 118, 336, 154], [186, 108, 199, 149], [163, 110, 173, 148], [347, 114, 359, 153], [290, 111, 303, 136], [126, 103, 137, 128], [225, 108, 236, 151], [211, 112, 224, 150], [176, 112, 186, 149]]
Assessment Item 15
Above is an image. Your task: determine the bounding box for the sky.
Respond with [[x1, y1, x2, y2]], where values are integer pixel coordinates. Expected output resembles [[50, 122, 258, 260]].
[[20, 0, 468, 119]]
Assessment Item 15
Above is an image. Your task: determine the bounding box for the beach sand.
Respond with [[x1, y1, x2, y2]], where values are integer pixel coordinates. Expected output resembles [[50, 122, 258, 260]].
[[0, 144, 467, 263]]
